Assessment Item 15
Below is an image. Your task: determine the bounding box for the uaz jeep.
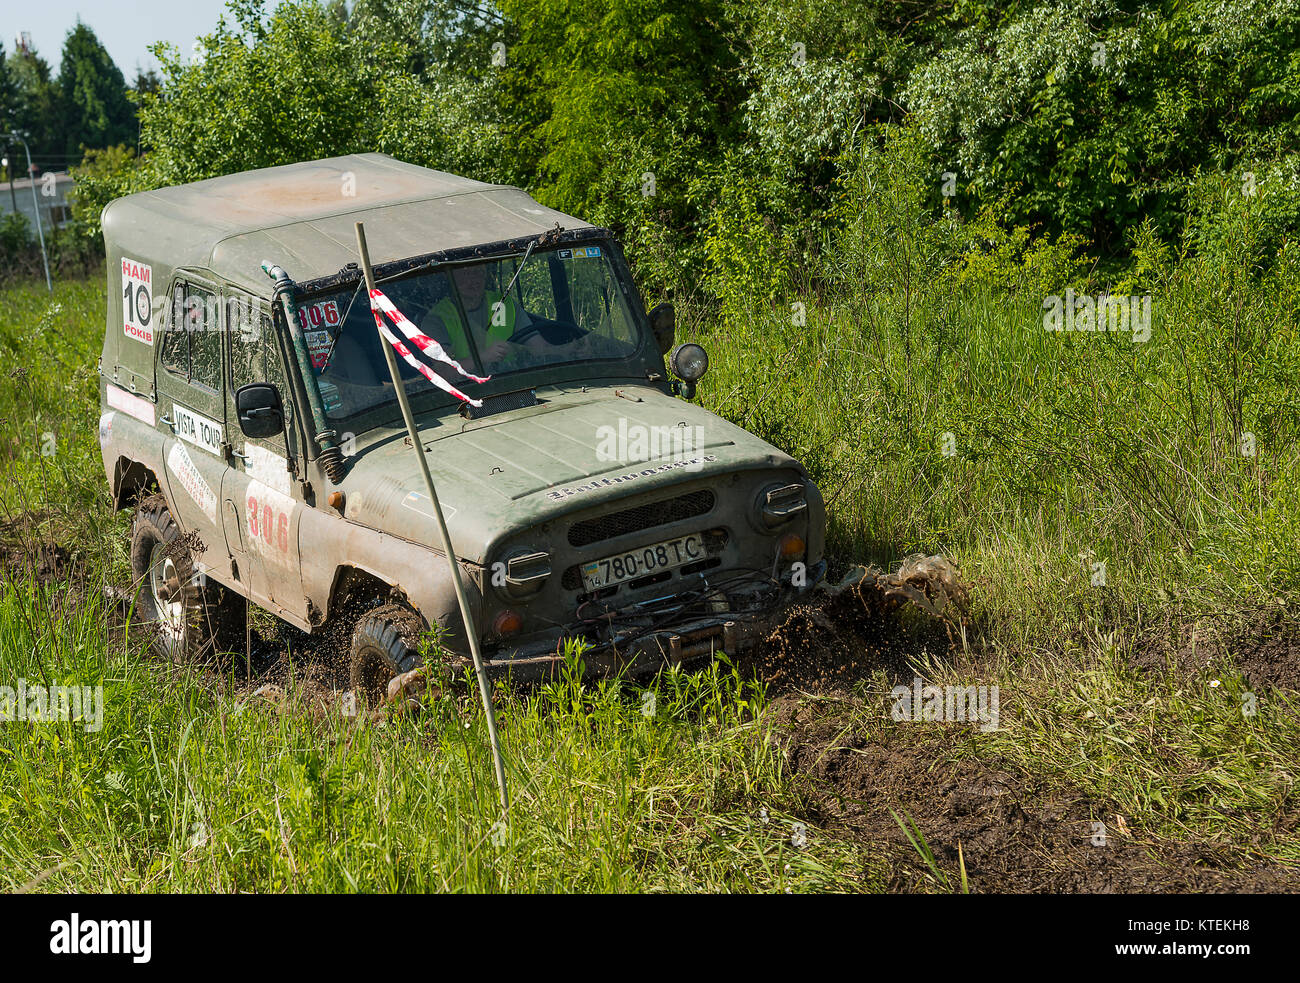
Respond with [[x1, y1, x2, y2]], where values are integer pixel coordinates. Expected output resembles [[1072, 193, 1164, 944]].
[[98, 154, 825, 699]]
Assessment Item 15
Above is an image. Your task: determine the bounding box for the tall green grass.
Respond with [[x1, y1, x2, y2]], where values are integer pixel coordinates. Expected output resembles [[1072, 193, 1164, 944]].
[[0, 578, 874, 892], [687, 134, 1300, 646], [0, 277, 127, 568]]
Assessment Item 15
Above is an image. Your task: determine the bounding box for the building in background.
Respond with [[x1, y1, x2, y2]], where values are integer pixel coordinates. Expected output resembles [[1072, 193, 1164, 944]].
[[0, 170, 76, 231]]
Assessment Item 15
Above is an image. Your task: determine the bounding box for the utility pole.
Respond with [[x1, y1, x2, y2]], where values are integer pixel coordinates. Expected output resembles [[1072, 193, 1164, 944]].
[[2, 150, 17, 216]]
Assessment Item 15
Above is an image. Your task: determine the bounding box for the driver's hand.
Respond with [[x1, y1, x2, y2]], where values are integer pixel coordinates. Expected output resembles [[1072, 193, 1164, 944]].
[[485, 339, 510, 360]]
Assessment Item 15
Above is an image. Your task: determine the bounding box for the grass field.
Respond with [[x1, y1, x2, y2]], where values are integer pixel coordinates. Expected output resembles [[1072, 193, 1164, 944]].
[[2, 266, 1299, 893]]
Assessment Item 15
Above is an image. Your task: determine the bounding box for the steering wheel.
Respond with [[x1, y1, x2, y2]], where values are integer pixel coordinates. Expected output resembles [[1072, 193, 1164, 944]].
[[510, 318, 589, 346]]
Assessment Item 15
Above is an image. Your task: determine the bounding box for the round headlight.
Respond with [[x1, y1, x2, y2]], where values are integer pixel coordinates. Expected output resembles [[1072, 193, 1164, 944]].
[[669, 343, 709, 382]]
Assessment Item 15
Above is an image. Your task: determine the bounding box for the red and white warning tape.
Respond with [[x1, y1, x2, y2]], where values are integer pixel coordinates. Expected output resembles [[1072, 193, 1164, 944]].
[[368, 288, 490, 406]]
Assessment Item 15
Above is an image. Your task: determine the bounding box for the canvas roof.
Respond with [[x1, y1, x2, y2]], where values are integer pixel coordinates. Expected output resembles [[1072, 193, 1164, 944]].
[[101, 154, 589, 296]]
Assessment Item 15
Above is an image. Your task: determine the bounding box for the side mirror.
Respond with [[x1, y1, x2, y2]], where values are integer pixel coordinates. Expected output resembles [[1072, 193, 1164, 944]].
[[235, 382, 285, 439], [649, 302, 675, 355]]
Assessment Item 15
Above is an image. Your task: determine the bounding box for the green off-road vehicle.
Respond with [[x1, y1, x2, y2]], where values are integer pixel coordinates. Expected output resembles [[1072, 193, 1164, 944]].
[[98, 154, 825, 700]]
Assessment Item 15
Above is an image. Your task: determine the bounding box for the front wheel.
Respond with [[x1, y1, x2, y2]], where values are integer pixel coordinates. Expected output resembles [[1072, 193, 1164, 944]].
[[349, 603, 428, 707], [130, 494, 246, 662]]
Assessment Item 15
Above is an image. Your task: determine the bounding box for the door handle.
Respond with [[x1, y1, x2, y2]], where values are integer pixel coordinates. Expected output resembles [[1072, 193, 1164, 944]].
[[159, 414, 175, 429]]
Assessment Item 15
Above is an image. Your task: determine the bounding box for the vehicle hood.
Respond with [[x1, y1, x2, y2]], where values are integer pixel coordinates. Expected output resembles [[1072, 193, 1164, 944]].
[[336, 384, 799, 564]]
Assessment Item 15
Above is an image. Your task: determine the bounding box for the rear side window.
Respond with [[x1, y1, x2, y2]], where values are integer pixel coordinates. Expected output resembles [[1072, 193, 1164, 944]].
[[160, 282, 188, 376], [160, 280, 222, 393]]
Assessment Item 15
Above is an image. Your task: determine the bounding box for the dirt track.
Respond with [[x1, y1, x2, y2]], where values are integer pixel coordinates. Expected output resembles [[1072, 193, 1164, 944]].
[[768, 696, 1300, 893], [742, 565, 1300, 893]]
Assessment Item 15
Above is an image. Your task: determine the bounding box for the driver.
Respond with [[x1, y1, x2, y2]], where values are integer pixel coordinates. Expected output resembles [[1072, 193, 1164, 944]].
[[420, 264, 536, 364]]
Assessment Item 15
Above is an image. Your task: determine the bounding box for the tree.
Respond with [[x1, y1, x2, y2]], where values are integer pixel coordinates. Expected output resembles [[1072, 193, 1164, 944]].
[[0, 42, 20, 184], [6, 41, 62, 167], [62, 0, 509, 240], [69, 144, 143, 238], [59, 22, 137, 161], [0, 42, 18, 134], [491, 0, 745, 288], [903, 0, 1300, 263], [131, 67, 161, 100]]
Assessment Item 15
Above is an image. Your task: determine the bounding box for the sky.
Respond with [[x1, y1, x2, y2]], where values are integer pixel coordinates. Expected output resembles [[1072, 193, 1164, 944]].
[[8, 1, 285, 78]]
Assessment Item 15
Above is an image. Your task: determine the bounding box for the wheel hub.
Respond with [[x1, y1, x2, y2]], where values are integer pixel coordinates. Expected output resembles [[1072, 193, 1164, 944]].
[[149, 544, 186, 638]]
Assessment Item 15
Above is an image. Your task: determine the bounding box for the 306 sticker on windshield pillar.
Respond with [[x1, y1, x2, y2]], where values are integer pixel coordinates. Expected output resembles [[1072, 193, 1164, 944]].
[[122, 257, 154, 345], [172, 403, 223, 456], [246, 482, 295, 565], [296, 299, 340, 333], [167, 442, 217, 522], [297, 300, 340, 370]]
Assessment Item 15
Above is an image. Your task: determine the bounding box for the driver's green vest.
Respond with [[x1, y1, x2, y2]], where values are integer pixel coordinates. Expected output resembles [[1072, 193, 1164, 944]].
[[430, 291, 518, 362]]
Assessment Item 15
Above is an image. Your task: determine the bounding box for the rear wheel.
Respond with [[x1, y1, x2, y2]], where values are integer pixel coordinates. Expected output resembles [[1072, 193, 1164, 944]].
[[349, 604, 427, 706], [130, 494, 246, 662]]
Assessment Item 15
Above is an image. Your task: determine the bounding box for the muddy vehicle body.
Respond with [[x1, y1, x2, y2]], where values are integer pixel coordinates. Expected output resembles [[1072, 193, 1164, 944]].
[[98, 154, 825, 697]]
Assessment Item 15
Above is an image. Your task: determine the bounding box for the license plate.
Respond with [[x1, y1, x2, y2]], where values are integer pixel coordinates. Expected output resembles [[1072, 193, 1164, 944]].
[[581, 532, 707, 590]]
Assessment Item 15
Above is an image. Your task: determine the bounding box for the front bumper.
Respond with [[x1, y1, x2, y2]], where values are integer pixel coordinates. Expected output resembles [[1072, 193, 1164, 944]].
[[482, 559, 828, 682]]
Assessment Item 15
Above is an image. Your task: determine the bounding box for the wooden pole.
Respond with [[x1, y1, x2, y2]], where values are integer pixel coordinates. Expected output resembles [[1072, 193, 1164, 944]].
[[354, 222, 509, 813]]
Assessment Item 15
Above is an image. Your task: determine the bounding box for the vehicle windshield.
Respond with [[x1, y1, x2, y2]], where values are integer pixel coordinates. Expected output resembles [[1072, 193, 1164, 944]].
[[297, 244, 644, 419]]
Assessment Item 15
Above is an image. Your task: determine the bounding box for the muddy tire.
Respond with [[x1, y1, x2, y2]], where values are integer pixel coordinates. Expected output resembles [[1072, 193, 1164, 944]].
[[130, 494, 246, 662], [349, 604, 427, 706]]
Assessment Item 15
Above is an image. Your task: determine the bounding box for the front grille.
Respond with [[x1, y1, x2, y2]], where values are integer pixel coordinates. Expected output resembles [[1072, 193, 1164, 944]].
[[567, 490, 715, 548]]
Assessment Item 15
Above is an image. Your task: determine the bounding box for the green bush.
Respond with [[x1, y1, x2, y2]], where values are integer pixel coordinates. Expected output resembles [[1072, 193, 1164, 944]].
[[0, 211, 31, 254]]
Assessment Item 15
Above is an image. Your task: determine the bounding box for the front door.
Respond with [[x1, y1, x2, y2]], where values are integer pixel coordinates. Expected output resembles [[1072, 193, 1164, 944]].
[[220, 293, 307, 623]]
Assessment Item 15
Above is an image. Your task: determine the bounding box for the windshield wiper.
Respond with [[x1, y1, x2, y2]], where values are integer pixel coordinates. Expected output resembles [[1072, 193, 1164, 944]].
[[499, 223, 564, 305]]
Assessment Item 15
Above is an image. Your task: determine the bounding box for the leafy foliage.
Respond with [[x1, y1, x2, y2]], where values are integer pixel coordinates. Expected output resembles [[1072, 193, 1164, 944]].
[[67, 0, 507, 241], [905, 0, 1300, 266], [4, 43, 63, 164], [58, 23, 138, 159], [36, 0, 1300, 296]]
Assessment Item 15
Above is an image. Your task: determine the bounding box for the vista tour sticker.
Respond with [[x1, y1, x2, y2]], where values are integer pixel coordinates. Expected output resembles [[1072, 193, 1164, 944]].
[[172, 403, 224, 456]]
